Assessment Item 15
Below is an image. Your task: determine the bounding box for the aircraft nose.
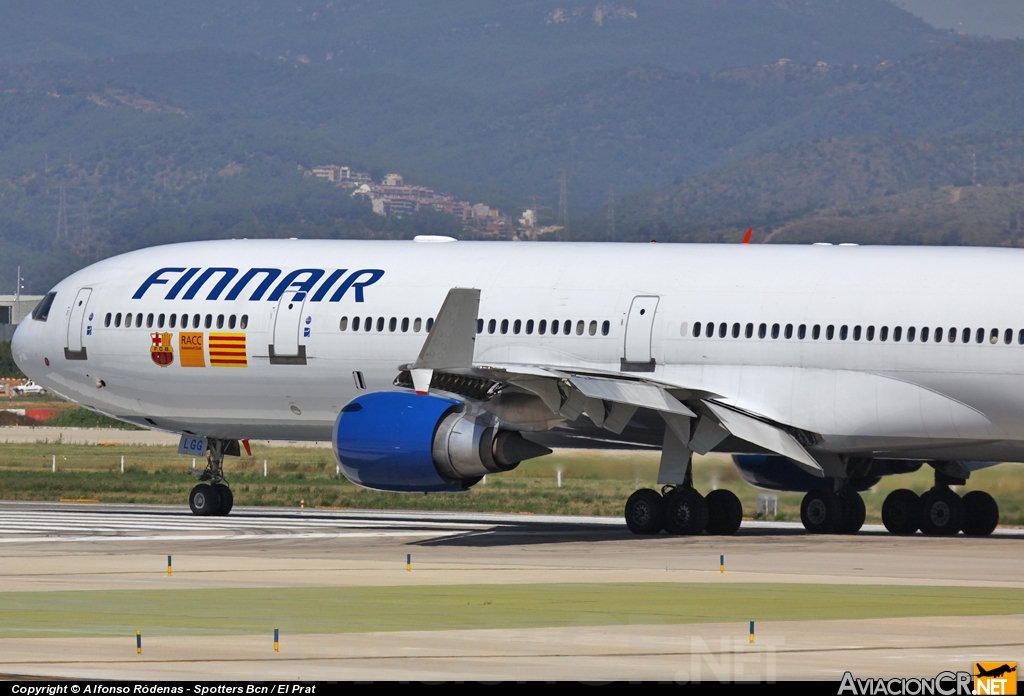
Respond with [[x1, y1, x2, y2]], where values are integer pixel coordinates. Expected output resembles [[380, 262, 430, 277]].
[[10, 317, 40, 376]]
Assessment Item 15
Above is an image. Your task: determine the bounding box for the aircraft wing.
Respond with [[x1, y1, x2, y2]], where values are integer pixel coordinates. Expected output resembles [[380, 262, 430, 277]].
[[400, 287, 824, 474]]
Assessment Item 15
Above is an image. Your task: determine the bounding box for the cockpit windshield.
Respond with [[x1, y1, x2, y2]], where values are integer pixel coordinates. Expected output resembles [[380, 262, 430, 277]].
[[31, 292, 56, 322]]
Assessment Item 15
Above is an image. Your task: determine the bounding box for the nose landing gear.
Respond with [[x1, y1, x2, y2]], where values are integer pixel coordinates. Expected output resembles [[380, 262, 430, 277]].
[[188, 438, 236, 516]]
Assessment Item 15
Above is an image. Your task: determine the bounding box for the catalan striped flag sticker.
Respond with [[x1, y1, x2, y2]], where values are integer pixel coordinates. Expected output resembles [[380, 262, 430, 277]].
[[208, 333, 248, 368]]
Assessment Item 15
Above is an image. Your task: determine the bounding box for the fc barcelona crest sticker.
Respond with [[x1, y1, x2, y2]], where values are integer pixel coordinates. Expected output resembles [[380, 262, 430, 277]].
[[150, 332, 174, 367]]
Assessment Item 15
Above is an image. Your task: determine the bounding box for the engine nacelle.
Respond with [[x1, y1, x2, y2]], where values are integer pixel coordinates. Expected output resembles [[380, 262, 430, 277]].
[[333, 391, 551, 492], [732, 454, 830, 492]]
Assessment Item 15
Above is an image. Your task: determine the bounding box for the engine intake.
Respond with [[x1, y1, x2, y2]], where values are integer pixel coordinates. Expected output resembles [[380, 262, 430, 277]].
[[334, 391, 551, 492]]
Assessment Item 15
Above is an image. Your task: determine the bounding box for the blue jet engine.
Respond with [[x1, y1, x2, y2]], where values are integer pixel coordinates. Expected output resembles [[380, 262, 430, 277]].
[[333, 391, 552, 492]]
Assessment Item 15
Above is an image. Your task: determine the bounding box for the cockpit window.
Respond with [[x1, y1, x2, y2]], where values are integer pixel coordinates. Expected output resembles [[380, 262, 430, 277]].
[[31, 292, 56, 322]]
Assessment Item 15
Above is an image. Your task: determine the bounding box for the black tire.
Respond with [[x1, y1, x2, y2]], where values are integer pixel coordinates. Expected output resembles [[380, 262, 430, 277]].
[[961, 490, 999, 537], [625, 489, 664, 535], [213, 483, 233, 516], [189, 484, 221, 516], [663, 488, 709, 535], [919, 487, 964, 536], [881, 489, 920, 535], [800, 488, 844, 534], [838, 490, 866, 534], [705, 489, 743, 535]]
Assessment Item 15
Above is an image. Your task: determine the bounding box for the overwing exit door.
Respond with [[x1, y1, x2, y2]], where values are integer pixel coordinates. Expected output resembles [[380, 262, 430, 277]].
[[269, 294, 308, 365], [64, 287, 92, 360], [622, 295, 658, 371]]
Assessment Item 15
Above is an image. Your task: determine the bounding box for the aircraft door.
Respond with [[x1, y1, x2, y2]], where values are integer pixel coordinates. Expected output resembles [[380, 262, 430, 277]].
[[270, 294, 308, 365], [622, 295, 659, 370], [65, 287, 92, 360]]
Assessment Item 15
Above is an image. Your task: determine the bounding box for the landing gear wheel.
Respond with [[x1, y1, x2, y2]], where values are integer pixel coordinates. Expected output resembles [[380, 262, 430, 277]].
[[212, 483, 233, 516], [625, 489, 664, 535], [705, 489, 743, 535], [881, 489, 920, 535], [919, 487, 963, 536], [800, 488, 844, 534], [961, 490, 998, 537], [189, 484, 221, 517], [663, 488, 709, 535], [838, 490, 866, 535]]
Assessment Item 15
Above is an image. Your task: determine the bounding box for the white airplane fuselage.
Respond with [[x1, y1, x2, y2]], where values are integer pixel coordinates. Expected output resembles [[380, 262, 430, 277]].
[[12, 239, 1024, 463]]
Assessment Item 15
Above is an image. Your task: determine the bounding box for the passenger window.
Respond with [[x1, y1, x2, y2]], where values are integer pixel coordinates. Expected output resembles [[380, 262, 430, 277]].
[[414, 318, 422, 332], [426, 318, 434, 331], [949, 328, 958, 343], [488, 319, 496, 334], [705, 322, 714, 338], [133, 314, 141, 328], [989, 328, 998, 344], [784, 324, 793, 339], [191, 314, 199, 329], [732, 323, 740, 338], [573, 320, 582, 335], [216, 314, 224, 329], [880, 326, 887, 341], [169, 314, 177, 329], [693, 322, 702, 338], [539, 320, 547, 335], [589, 320, 596, 336], [890, 327, 898, 342], [527, 319, 535, 335], [745, 323, 753, 338], [114, 313, 121, 327], [551, 320, 560, 335], [228, 315, 236, 329], [204, 315, 212, 329], [147, 313, 154, 328], [352, 317, 361, 331], [124, 313, 132, 327], [180, 314, 188, 328], [758, 323, 767, 339], [1004, 328, 1012, 345], [906, 327, 914, 342], [812, 325, 820, 340], [477, 319, 483, 334], [601, 320, 610, 336], [798, 324, 806, 339], [853, 326, 862, 341], [563, 321, 571, 335], [402, 317, 410, 332], [340, 317, 348, 331], [718, 322, 726, 338], [826, 325, 834, 340], [104, 313, 112, 327], [377, 317, 385, 332], [389, 317, 397, 332], [771, 323, 779, 339], [499, 319, 509, 335], [240, 315, 248, 330], [920, 327, 928, 342], [1019, 329, 1024, 345], [840, 325, 848, 340], [866, 326, 874, 341], [158, 314, 165, 329], [975, 328, 983, 344]]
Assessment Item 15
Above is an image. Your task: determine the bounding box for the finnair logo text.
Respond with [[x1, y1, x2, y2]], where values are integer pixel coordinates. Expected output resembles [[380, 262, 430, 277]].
[[132, 268, 384, 303]]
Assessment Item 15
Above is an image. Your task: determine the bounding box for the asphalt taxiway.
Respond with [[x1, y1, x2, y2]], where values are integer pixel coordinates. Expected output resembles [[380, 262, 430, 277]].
[[1, 501, 1021, 680]]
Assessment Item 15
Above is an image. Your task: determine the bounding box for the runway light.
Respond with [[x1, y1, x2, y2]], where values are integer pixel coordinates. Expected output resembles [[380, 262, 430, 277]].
[[137, 630, 142, 655], [557, 470, 561, 487], [300, 499, 305, 509], [274, 628, 279, 652], [264, 460, 267, 477], [167, 555, 172, 577], [720, 555, 724, 574], [52, 455, 55, 473], [749, 621, 755, 644], [407, 553, 411, 572], [121, 455, 124, 474]]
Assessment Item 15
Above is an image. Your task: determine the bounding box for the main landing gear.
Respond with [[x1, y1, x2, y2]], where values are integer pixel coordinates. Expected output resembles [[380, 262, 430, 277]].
[[188, 437, 235, 516], [625, 486, 743, 536], [880, 468, 998, 536], [799, 487, 866, 535]]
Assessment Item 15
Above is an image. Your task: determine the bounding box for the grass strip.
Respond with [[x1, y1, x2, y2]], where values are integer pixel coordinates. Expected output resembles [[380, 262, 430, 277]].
[[2, 583, 1023, 638]]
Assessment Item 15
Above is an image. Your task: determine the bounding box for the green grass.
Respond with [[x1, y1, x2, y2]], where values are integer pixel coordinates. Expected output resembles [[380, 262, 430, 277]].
[[0, 441, 1022, 523], [3, 583, 1023, 638]]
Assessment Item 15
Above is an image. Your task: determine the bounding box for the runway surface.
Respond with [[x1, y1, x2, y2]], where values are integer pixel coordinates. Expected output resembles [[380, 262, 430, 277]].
[[1, 501, 1022, 680]]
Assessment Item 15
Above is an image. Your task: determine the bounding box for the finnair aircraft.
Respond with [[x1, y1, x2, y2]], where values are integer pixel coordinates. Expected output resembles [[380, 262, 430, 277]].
[[11, 237, 1016, 537]]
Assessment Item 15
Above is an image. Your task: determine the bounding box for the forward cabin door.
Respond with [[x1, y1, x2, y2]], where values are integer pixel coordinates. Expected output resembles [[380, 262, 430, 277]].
[[64, 287, 92, 360], [622, 295, 658, 371], [270, 294, 308, 365]]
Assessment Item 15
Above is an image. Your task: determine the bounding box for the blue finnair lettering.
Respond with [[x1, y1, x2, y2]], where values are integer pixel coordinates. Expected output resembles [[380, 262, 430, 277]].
[[133, 268, 385, 302]]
